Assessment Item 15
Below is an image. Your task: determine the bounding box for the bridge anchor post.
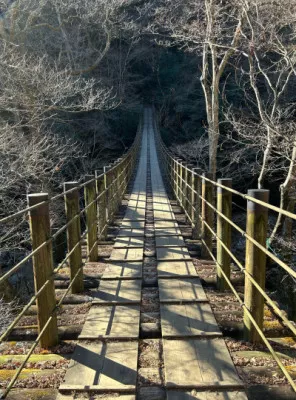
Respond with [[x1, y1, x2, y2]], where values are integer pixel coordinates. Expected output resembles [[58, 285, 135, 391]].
[[244, 189, 269, 343], [64, 182, 84, 294], [96, 170, 107, 241], [201, 173, 214, 258], [28, 193, 58, 348], [216, 179, 232, 291], [192, 168, 202, 240], [84, 175, 98, 262]]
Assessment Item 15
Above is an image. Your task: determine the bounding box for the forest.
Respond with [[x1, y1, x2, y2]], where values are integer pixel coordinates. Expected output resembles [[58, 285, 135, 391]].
[[0, 0, 295, 313], [1, 0, 296, 398]]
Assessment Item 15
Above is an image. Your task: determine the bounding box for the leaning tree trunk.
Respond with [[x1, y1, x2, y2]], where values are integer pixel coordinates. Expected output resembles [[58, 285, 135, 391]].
[[270, 146, 296, 243]]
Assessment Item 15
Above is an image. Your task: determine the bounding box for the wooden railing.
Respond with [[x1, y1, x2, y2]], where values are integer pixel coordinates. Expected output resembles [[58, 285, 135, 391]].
[[154, 117, 296, 392], [0, 120, 142, 398]]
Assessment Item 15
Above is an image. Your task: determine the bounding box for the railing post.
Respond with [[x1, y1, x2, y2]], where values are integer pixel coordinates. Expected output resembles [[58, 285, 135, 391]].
[[170, 157, 174, 190], [201, 173, 214, 258], [182, 163, 187, 210], [178, 160, 183, 207], [110, 166, 116, 219], [116, 159, 123, 207], [216, 179, 232, 291], [183, 164, 189, 216], [173, 159, 178, 197], [186, 164, 194, 220], [28, 193, 58, 348], [96, 170, 107, 241], [104, 166, 111, 223], [191, 168, 202, 240], [64, 182, 84, 293], [84, 175, 98, 262], [244, 189, 269, 343]]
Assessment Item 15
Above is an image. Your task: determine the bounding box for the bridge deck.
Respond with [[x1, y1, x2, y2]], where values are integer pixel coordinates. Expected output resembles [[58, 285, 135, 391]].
[[58, 109, 247, 399]]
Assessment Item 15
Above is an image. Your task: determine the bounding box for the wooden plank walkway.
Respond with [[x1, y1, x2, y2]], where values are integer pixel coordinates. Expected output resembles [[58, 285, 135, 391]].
[[59, 109, 149, 397], [149, 118, 247, 398], [59, 108, 247, 399]]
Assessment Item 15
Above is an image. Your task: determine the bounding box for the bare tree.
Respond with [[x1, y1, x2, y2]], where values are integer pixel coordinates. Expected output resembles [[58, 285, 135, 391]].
[[137, 0, 247, 177], [225, 0, 296, 239]]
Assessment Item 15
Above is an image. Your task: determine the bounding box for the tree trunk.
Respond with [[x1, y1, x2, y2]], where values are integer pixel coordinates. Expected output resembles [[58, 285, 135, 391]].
[[269, 146, 296, 243], [208, 84, 220, 178], [258, 126, 272, 189]]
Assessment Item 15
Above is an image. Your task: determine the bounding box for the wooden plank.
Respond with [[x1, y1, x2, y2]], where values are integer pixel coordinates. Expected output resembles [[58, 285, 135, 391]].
[[102, 261, 142, 280], [60, 341, 138, 391], [79, 305, 140, 339], [154, 228, 182, 237], [123, 208, 146, 221], [114, 236, 145, 248], [167, 391, 247, 400], [160, 303, 221, 338], [154, 221, 179, 229], [121, 221, 145, 229], [92, 280, 142, 304], [158, 278, 207, 303], [117, 228, 145, 237], [153, 210, 175, 220], [156, 236, 185, 247], [110, 247, 144, 261], [156, 247, 191, 261], [157, 261, 197, 279], [127, 200, 146, 209], [163, 339, 244, 389], [129, 192, 146, 199]]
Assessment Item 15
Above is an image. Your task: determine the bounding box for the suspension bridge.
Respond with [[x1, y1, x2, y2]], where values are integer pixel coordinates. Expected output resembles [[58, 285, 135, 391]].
[[0, 108, 296, 399]]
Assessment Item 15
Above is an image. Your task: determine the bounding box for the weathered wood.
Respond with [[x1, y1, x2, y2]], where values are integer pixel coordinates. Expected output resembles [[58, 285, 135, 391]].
[[155, 236, 185, 247], [92, 279, 142, 304], [96, 170, 107, 241], [110, 247, 144, 261], [156, 247, 191, 261], [28, 193, 58, 348], [201, 173, 214, 258], [121, 220, 145, 229], [117, 228, 145, 237], [154, 220, 179, 229], [160, 303, 221, 338], [101, 261, 143, 280], [64, 182, 84, 294], [104, 165, 112, 223], [158, 278, 207, 303], [216, 178, 232, 291], [157, 261, 197, 279], [84, 175, 98, 262], [79, 305, 140, 339], [191, 168, 202, 240], [244, 189, 269, 343], [167, 391, 247, 400], [185, 164, 191, 217], [60, 341, 138, 391], [114, 236, 145, 248], [154, 227, 182, 236], [163, 338, 244, 389]]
